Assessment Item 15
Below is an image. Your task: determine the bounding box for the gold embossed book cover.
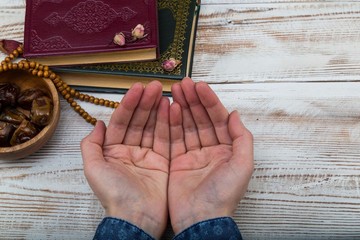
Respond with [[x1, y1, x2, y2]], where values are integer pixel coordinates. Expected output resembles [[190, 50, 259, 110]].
[[53, 0, 200, 93], [23, 0, 159, 66]]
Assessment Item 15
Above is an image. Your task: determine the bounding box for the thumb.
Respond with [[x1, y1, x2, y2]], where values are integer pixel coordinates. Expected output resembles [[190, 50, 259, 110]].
[[81, 120, 106, 166], [228, 111, 254, 174]]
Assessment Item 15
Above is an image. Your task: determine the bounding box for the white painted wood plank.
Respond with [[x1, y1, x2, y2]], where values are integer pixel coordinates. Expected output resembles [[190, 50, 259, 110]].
[[1, 0, 360, 239], [193, 2, 360, 83], [1, 82, 360, 239]]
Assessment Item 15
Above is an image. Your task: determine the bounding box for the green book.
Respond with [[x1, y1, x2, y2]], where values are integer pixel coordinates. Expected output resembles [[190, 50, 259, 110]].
[[53, 0, 200, 93]]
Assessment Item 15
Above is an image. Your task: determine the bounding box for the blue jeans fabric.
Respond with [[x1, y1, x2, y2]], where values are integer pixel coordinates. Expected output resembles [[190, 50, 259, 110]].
[[94, 217, 242, 240]]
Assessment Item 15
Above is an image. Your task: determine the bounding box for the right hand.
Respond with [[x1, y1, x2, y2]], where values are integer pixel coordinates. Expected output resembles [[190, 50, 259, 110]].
[[168, 78, 254, 234]]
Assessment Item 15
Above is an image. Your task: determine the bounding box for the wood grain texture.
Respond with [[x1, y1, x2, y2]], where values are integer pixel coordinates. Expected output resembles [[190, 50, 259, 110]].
[[193, 2, 360, 83], [1, 0, 360, 239]]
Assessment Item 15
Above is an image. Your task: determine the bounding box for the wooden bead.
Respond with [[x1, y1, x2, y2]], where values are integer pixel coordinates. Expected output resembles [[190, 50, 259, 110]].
[[17, 46, 23, 54], [81, 112, 88, 118], [0, 45, 107, 126], [49, 73, 56, 80], [90, 118, 97, 125], [53, 78, 61, 84], [109, 101, 115, 108], [12, 50, 19, 58], [70, 89, 76, 96], [114, 102, 119, 108]]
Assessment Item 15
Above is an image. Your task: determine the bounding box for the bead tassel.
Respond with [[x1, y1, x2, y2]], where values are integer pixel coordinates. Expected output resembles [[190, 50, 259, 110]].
[[0, 45, 119, 126]]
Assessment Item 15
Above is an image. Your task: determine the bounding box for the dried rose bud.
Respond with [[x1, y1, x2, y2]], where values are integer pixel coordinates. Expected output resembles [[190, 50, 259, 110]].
[[113, 32, 126, 46], [161, 58, 181, 72], [0, 39, 22, 55], [132, 24, 146, 40]]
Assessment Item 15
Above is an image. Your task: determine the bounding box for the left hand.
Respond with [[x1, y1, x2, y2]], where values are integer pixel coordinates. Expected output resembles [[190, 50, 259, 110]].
[[81, 81, 170, 239], [168, 78, 254, 234]]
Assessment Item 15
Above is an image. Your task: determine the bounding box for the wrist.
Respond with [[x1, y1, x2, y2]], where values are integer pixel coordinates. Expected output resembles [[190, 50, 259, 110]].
[[171, 209, 232, 234], [106, 207, 166, 239]]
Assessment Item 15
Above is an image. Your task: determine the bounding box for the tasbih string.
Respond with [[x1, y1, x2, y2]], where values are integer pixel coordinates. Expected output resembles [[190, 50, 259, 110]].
[[0, 45, 119, 126]]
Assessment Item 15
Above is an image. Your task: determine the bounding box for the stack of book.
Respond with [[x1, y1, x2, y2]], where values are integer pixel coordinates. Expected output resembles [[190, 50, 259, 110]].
[[23, 0, 200, 93]]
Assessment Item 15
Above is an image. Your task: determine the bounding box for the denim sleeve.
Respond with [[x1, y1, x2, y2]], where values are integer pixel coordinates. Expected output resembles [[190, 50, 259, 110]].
[[173, 217, 243, 240], [93, 217, 155, 240]]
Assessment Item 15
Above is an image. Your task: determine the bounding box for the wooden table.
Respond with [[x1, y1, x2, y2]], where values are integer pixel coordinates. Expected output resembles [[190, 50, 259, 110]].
[[1, 0, 360, 239]]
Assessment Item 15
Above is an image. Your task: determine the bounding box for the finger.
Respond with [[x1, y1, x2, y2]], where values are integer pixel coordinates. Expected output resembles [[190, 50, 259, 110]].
[[180, 77, 219, 146], [170, 102, 186, 159], [141, 85, 163, 148], [153, 97, 170, 159], [123, 81, 163, 146], [105, 83, 144, 145], [171, 82, 201, 150], [228, 111, 254, 174], [195, 81, 232, 145], [81, 120, 106, 167]]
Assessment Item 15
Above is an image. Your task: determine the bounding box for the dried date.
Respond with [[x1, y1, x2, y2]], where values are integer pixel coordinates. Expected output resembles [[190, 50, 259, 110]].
[[0, 121, 16, 147], [17, 88, 46, 110], [0, 82, 20, 107], [0, 107, 28, 125], [10, 120, 39, 146], [0, 83, 54, 148], [30, 96, 53, 127]]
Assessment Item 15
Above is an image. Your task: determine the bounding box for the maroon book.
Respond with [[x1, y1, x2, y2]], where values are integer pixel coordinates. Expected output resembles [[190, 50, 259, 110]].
[[23, 0, 159, 66]]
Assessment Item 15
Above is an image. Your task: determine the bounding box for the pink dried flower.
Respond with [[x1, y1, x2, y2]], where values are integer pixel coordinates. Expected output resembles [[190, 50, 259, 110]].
[[132, 24, 146, 40], [113, 32, 126, 46], [161, 58, 181, 72], [0, 39, 22, 55]]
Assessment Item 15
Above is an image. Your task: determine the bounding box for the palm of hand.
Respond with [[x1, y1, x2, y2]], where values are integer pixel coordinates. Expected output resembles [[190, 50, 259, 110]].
[[88, 143, 169, 222], [169, 144, 245, 229]]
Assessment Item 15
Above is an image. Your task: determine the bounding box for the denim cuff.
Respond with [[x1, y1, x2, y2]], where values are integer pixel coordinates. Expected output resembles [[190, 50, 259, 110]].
[[93, 217, 155, 240], [173, 217, 242, 240]]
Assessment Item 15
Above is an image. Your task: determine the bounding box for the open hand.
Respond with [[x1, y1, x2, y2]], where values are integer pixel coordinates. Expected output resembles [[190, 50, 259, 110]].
[[81, 81, 170, 239], [168, 78, 254, 234]]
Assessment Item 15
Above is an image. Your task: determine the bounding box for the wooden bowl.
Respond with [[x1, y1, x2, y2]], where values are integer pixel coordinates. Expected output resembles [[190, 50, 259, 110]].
[[0, 69, 60, 160]]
